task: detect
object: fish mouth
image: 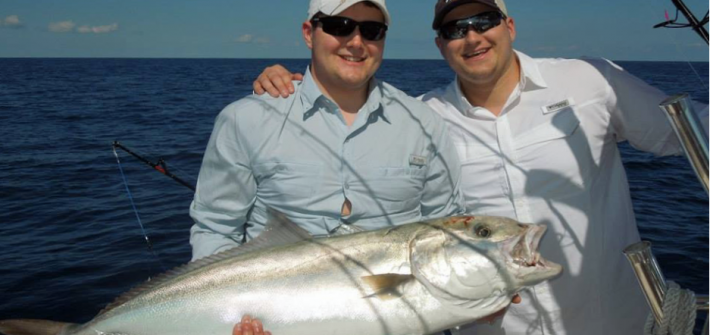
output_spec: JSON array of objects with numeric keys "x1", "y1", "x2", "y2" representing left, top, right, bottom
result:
[{"x1": 505, "y1": 224, "x2": 560, "y2": 275}]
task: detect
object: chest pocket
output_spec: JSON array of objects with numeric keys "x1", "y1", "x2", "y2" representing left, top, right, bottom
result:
[
  {"x1": 252, "y1": 162, "x2": 323, "y2": 199},
  {"x1": 510, "y1": 107, "x2": 590, "y2": 190},
  {"x1": 356, "y1": 167, "x2": 427, "y2": 210},
  {"x1": 515, "y1": 107, "x2": 581, "y2": 150}
]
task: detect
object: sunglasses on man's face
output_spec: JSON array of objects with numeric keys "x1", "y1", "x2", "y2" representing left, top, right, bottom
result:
[
  {"x1": 310, "y1": 16, "x2": 388, "y2": 42},
  {"x1": 438, "y1": 11, "x2": 505, "y2": 40}
]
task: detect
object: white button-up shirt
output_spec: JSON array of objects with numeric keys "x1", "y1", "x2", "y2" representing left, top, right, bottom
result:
[{"x1": 422, "y1": 51, "x2": 708, "y2": 335}]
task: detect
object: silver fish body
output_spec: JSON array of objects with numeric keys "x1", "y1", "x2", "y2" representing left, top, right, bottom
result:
[{"x1": 0, "y1": 214, "x2": 562, "y2": 335}]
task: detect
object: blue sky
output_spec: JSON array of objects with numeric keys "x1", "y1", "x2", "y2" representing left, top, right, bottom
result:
[{"x1": 0, "y1": 0, "x2": 707, "y2": 61}]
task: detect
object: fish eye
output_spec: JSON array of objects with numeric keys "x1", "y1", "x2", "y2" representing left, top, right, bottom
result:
[{"x1": 475, "y1": 225, "x2": 491, "y2": 238}]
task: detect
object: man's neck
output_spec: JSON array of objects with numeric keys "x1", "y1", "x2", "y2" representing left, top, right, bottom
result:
[
  {"x1": 459, "y1": 56, "x2": 521, "y2": 117},
  {"x1": 310, "y1": 68, "x2": 369, "y2": 127},
  {"x1": 331, "y1": 88, "x2": 368, "y2": 126}
]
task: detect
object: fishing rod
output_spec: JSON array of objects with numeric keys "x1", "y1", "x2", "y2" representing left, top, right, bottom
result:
[
  {"x1": 112, "y1": 141, "x2": 196, "y2": 192},
  {"x1": 654, "y1": 0, "x2": 709, "y2": 44}
]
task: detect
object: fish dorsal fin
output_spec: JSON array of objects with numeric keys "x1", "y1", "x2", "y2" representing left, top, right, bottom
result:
[
  {"x1": 240, "y1": 209, "x2": 314, "y2": 253},
  {"x1": 361, "y1": 274, "x2": 414, "y2": 300},
  {"x1": 328, "y1": 223, "x2": 366, "y2": 236},
  {"x1": 97, "y1": 209, "x2": 312, "y2": 316}
]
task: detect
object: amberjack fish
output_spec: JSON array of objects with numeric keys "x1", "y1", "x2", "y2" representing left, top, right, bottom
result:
[{"x1": 0, "y1": 213, "x2": 562, "y2": 335}]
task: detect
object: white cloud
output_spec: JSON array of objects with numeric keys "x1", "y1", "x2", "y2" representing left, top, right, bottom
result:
[
  {"x1": 77, "y1": 23, "x2": 118, "y2": 34},
  {"x1": 49, "y1": 21, "x2": 118, "y2": 34},
  {"x1": 235, "y1": 34, "x2": 269, "y2": 44},
  {"x1": 2, "y1": 15, "x2": 23, "y2": 28},
  {"x1": 235, "y1": 34, "x2": 254, "y2": 43},
  {"x1": 49, "y1": 20, "x2": 76, "y2": 33}
]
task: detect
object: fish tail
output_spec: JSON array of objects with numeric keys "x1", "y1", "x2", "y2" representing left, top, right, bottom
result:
[{"x1": 0, "y1": 319, "x2": 77, "y2": 335}]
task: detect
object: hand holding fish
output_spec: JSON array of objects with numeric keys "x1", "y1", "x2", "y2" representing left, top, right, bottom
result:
[
  {"x1": 477, "y1": 294, "x2": 522, "y2": 324},
  {"x1": 233, "y1": 315, "x2": 271, "y2": 335}
]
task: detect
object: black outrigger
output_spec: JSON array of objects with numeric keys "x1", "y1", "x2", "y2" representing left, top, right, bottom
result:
[{"x1": 654, "y1": 0, "x2": 708, "y2": 44}]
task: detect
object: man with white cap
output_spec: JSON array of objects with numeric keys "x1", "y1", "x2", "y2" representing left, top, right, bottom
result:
[
  {"x1": 190, "y1": 0, "x2": 463, "y2": 299},
  {"x1": 251, "y1": 0, "x2": 709, "y2": 334},
  {"x1": 192, "y1": 2, "x2": 465, "y2": 332}
]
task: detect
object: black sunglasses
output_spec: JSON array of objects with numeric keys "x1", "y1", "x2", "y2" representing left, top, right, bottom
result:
[
  {"x1": 438, "y1": 11, "x2": 505, "y2": 40},
  {"x1": 311, "y1": 16, "x2": 388, "y2": 41}
]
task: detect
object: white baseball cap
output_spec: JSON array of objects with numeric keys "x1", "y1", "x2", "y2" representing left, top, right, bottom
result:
[{"x1": 308, "y1": 0, "x2": 391, "y2": 25}]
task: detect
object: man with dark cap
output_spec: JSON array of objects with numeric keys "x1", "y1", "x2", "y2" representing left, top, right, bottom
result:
[
  {"x1": 251, "y1": 0, "x2": 709, "y2": 334},
  {"x1": 426, "y1": 1, "x2": 707, "y2": 334}
]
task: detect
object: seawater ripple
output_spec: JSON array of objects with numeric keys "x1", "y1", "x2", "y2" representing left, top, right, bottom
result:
[{"x1": 0, "y1": 59, "x2": 707, "y2": 328}]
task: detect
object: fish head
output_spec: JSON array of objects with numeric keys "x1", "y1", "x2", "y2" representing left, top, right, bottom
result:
[{"x1": 410, "y1": 215, "x2": 561, "y2": 314}]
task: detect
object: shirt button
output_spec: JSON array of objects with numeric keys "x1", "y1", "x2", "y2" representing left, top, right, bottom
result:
[{"x1": 344, "y1": 183, "x2": 350, "y2": 190}]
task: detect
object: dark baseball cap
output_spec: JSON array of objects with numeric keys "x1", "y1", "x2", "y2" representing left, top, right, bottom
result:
[{"x1": 432, "y1": 0, "x2": 508, "y2": 30}]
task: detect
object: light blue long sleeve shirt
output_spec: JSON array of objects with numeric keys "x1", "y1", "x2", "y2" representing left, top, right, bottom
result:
[{"x1": 189, "y1": 69, "x2": 463, "y2": 260}]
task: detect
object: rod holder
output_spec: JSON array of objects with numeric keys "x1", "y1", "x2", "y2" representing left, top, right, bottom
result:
[
  {"x1": 659, "y1": 94, "x2": 709, "y2": 193},
  {"x1": 624, "y1": 241, "x2": 667, "y2": 324}
]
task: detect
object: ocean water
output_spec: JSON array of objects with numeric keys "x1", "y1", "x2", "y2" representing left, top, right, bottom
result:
[{"x1": 0, "y1": 58, "x2": 707, "y2": 330}]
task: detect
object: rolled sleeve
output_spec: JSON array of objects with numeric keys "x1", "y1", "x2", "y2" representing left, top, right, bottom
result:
[
  {"x1": 602, "y1": 57, "x2": 710, "y2": 156},
  {"x1": 602, "y1": 58, "x2": 709, "y2": 156},
  {"x1": 189, "y1": 104, "x2": 256, "y2": 261}
]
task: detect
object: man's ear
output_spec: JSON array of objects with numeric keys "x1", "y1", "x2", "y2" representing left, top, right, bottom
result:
[
  {"x1": 303, "y1": 21, "x2": 314, "y2": 50},
  {"x1": 435, "y1": 36, "x2": 446, "y2": 59},
  {"x1": 505, "y1": 17, "x2": 516, "y2": 42}
]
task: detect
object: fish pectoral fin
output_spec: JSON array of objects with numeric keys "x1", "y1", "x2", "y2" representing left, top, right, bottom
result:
[{"x1": 361, "y1": 274, "x2": 413, "y2": 301}]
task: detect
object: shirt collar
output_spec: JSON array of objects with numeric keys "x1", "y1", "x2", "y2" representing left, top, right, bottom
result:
[
  {"x1": 299, "y1": 66, "x2": 384, "y2": 122},
  {"x1": 363, "y1": 79, "x2": 384, "y2": 118},
  {"x1": 445, "y1": 49, "x2": 548, "y2": 117},
  {"x1": 515, "y1": 50, "x2": 547, "y2": 90},
  {"x1": 300, "y1": 66, "x2": 328, "y2": 114}
]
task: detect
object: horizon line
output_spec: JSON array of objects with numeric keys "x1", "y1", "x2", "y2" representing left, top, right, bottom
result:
[{"x1": 0, "y1": 56, "x2": 708, "y2": 63}]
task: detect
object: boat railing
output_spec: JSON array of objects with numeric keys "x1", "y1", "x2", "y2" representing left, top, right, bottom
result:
[
  {"x1": 698, "y1": 296, "x2": 709, "y2": 312},
  {"x1": 625, "y1": 93, "x2": 709, "y2": 335}
]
